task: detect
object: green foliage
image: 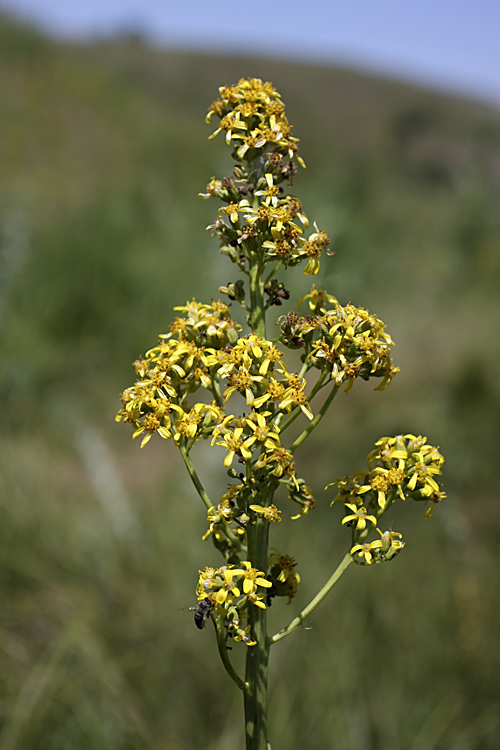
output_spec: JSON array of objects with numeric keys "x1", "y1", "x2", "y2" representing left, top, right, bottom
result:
[{"x1": 1, "y1": 12, "x2": 500, "y2": 749}]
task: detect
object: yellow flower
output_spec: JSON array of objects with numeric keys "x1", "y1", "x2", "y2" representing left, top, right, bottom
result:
[
  {"x1": 256, "y1": 445, "x2": 296, "y2": 480},
  {"x1": 341, "y1": 504, "x2": 377, "y2": 531},
  {"x1": 279, "y1": 372, "x2": 313, "y2": 420},
  {"x1": 350, "y1": 540, "x2": 383, "y2": 565},
  {"x1": 223, "y1": 369, "x2": 263, "y2": 406},
  {"x1": 240, "y1": 561, "x2": 273, "y2": 595},
  {"x1": 215, "y1": 567, "x2": 244, "y2": 605},
  {"x1": 217, "y1": 427, "x2": 251, "y2": 466},
  {"x1": 254, "y1": 173, "x2": 281, "y2": 206},
  {"x1": 298, "y1": 284, "x2": 337, "y2": 312},
  {"x1": 376, "y1": 528, "x2": 405, "y2": 554},
  {"x1": 249, "y1": 504, "x2": 282, "y2": 522},
  {"x1": 233, "y1": 625, "x2": 257, "y2": 646},
  {"x1": 368, "y1": 473, "x2": 390, "y2": 509},
  {"x1": 242, "y1": 412, "x2": 280, "y2": 453},
  {"x1": 208, "y1": 110, "x2": 247, "y2": 144},
  {"x1": 246, "y1": 592, "x2": 268, "y2": 609}
]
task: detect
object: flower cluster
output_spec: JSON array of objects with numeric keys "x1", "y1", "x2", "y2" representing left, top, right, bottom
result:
[
  {"x1": 206, "y1": 77, "x2": 304, "y2": 168},
  {"x1": 328, "y1": 433, "x2": 445, "y2": 564},
  {"x1": 280, "y1": 290, "x2": 399, "y2": 392},
  {"x1": 116, "y1": 77, "x2": 447, "y2": 677},
  {"x1": 115, "y1": 300, "x2": 240, "y2": 447},
  {"x1": 201, "y1": 78, "x2": 332, "y2": 276},
  {"x1": 331, "y1": 434, "x2": 445, "y2": 515},
  {"x1": 267, "y1": 548, "x2": 301, "y2": 603},
  {"x1": 350, "y1": 529, "x2": 405, "y2": 566},
  {"x1": 196, "y1": 563, "x2": 273, "y2": 646}
]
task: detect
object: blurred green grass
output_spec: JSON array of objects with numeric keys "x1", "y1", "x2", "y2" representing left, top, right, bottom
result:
[{"x1": 1, "y1": 12, "x2": 500, "y2": 749}]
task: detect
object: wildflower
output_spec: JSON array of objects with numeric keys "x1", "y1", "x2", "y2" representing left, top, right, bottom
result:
[
  {"x1": 376, "y1": 529, "x2": 405, "y2": 557},
  {"x1": 217, "y1": 427, "x2": 252, "y2": 466},
  {"x1": 256, "y1": 445, "x2": 296, "y2": 480},
  {"x1": 234, "y1": 625, "x2": 257, "y2": 646},
  {"x1": 298, "y1": 284, "x2": 337, "y2": 313},
  {"x1": 223, "y1": 369, "x2": 263, "y2": 406},
  {"x1": 239, "y1": 561, "x2": 273, "y2": 595},
  {"x1": 246, "y1": 592, "x2": 268, "y2": 609},
  {"x1": 368, "y1": 473, "x2": 391, "y2": 509},
  {"x1": 215, "y1": 567, "x2": 244, "y2": 605},
  {"x1": 254, "y1": 173, "x2": 281, "y2": 206},
  {"x1": 350, "y1": 540, "x2": 383, "y2": 565},
  {"x1": 249, "y1": 504, "x2": 282, "y2": 522},
  {"x1": 242, "y1": 412, "x2": 281, "y2": 453},
  {"x1": 341, "y1": 504, "x2": 377, "y2": 531},
  {"x1": 279, "y1": 372, "x2": 313, "y2": 420}
]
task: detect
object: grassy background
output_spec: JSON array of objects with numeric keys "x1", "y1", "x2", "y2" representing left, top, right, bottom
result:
[{"x1": 1, "y1": 12, "x2": 500, "y2": 749}]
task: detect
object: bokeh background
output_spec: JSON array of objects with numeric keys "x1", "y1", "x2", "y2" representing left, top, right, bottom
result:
[{"x1": 0, "y1": 3, "x2": 499, "y2": 749}]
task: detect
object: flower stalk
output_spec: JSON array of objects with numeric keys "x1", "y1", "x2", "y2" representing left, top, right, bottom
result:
[{"x1": 116, "y1": 77, "x2": 446, "y2": 749}]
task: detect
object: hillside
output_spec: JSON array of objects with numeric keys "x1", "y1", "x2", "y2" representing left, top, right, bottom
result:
[{"x1": 0, "y1": 12, "x2": 500, "y2": 749}]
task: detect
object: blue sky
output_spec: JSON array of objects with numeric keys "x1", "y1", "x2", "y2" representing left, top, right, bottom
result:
[{"x1": 1, "y1": 0, "x2": 499, "y2": 105}]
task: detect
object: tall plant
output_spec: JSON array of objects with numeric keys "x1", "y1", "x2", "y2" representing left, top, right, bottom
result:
[{"x1": 117, "y1": 78, "x2": 446, "y2": 750}]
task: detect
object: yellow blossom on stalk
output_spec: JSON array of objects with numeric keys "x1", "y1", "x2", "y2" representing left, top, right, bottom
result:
[
  {"x1": 208, "y1": 110, "x2": 247, "y2": 144},
  {"x1": 341, "y1": 504, "x2": 377, "y2": 530},
  {"x1": 173, "y1": 402, "x2": 221, "y2": 443},
  {"x1": 249, "y1": 504, "x2": 282, "y2": 522},
  {"x1": 242, "y1": 412, "x2": 281, "y2": 453},
  {"x1": 202, "y1": 499, "x2": 235, "y2": 540},
  {"x1": 376, "y1": 529, "x2": 405, "y2": 556},
  {"x1": 350, "y1": 540, "x2": 383, "y2": 565},
  {"x1": 233, "y1": 625, "x2": 257, "y2": 646},
  {"x1": 328, "y1": 434, "x2": 445, "y2": 519},
  {"x1": 255, "y1": 173, "x2": 281, "y2": 206},
  {"x1": 215, "y1": 567, "x2": 245, "y2": 605},
  {"x1": 267, "y1": 548, "x2": 301, "y2": 601},
  {"x1": 198, "y1": 176, "x2": 223, "y2": 199},
  {"x1": 196, "y1": 567, "x2": 218, "y2": 600},
  {"x1": 288, "y1": 480, "x2": 316, "y2": 519},
  {"x1": 223, "y1": 369, "x2": 263, "y2": 406},
  {"x1": 256, "y1": 444, "x2": 297, "y2": 481},
  {"x1": 298, "y1": 284, "x2": 338, "y2": 313},
  {"x1": 302, "y1": 226, "x2": 331, "y2": 275},
  {"x1": 239, "y1": 561, "x2": 273, "y2": 595},
  {"x1": 246, "y1": 592, "x2": 268, "y2": 609},
  {"x1": 117, "y1": 79, "x2": 447, "y2": 730},
  {"x1": 279, "y1": 372, "x2": 313, "y2": 420},
  {"x1": 217, "y1": 426, "x2": 251, "y2": 466}
]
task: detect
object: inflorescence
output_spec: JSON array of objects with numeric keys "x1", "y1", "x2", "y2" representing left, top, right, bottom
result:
[{"x1": 116, "y1": 78, "x2": 445, "y2": 646}]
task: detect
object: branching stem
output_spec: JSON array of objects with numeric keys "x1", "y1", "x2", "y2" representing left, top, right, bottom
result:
[
  {"x1": 289, "y1": 384, "x2": 340, "y2": 453},
  {"x1": 178, "y1": 443, "x2": 245, "y2": 552},
  {"x1": 271, "y1": 553, "x2": 353, "y2": 644},
  {"x1": 214, "y1": 621, "x2": 247, "y2": 691}
]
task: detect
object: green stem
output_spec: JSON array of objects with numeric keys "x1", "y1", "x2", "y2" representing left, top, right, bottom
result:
[
  {"x1": 271, "y1": 553, "x2": 353, "y2": 644},
  {"x1": 179, "y1": 443, "x2": 212, "y2": 510},
  {"x1": 214, "y1": 621, "x2": 247, "y2": 691},
  {"x1": 249, "y1": 261, "x2": 266, "y2": 338},
  {"x1": 289, "y1": 384, "x2": 340, "y2": 454},
  {"x1": 263, "y1": 260, "x2": 283, "y2": 286},
  {"x1": 244, "y1": 512, "x2": 270, "y2": 750},
  {"x1": 211, "y1": 376, "x2": 224, "y2": 408},
  {"x1": 178, "y1": 443, "x2": 245, "y2": 552},
  {"x1": 243, "y1": 169, "x2": 270, "y2": 749}
]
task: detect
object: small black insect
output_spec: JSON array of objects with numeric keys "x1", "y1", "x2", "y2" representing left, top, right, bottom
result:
[{"x1": 190, "y1": 597, "x2": 214, "y2": 630}]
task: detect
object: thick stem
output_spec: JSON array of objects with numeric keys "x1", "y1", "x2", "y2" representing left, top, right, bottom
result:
[
  {"x1": 244, "y1": 513, "x2": 270, "y2": 750},
  {"x1": 244, "y1": 162, "x2": 270, "y2": 749},
  {"x1": 249, "y1": 261, "x2": 266, "y2": 338}
]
